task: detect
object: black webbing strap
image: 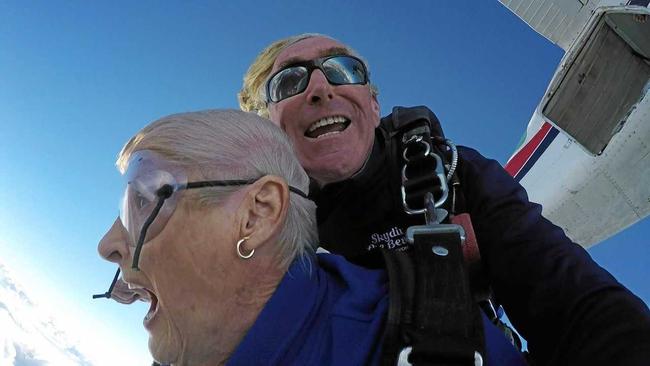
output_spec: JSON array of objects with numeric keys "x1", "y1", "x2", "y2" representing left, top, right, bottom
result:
[
  {"x1": 381, "y1": 106, "x2": 490, "y2": 300},
  {"x1": 382, "y1": 248, "x2": 416, "y2": 366},
  {"x1": 387, "y1": 106, "x2": 446, "y2": 139},
  {"x1": 379, "y1": 106, "x2": 487, "y2": 365},
  {"x1": 381, "y1": 225, "x2": 486, "y2": 366}
]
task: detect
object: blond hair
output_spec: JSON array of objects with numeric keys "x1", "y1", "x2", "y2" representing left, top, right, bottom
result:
[
  {"x1": 238, "y1": 33, "x2": 378, "y2": 119},
  {"x1": 117, "y1": 109, "x2": 318, "y2": 266}
]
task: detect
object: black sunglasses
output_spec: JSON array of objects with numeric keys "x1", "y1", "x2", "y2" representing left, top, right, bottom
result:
[{"x1": 266, "y1": 55, "x2": 368, "y2": 103}]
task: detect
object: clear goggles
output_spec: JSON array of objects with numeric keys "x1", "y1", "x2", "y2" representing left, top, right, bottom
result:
[
  {"x1": 93, "y1": 149, "x2": 308, "y2": 299},
  {"x1": 266, "y1": 54, "x2": 368, "y2": 103},
  {"x1": 119, "y1": 150, "x2": 187, "y2": 249}
]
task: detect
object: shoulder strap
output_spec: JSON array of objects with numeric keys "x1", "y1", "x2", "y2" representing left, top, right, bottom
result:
[
  {"x1": 381, "y1": 105, "x2": 446, "y2": 139},
  {"x1": 380, "y1": 106, "x2": 488, "y2": 299},
  {"x1": 380, "y1": 105, "x2": 445, "y2": 213},
  {"x1": 381, "y1": 106, "x2": 449, "y2": 217},
  {"x1": 379, "y1": 107, "x2": 526, "y2": 363}
]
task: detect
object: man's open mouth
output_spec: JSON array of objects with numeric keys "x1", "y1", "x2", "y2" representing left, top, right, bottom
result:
[{"x1": 305, "y1": 116, "x2": 351, "y2": 139}]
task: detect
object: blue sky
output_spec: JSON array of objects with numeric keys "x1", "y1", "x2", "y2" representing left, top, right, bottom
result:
[{"x1": 1, "y1": 1, "x2": 648, "y2": 363}]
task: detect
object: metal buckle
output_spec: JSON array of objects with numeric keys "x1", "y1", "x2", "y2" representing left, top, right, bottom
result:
[
  {"x1": 474, "y1": 351, "x2": 484, "y2": 366},
  {"x1": 397, "y1": 346, "x2": 412, "y2": 366},
  {"x1": 400, "y1": 139, "x2": 449, "y2": 215},
  {"x1": 402, "y1": 136, "x2": 431, "y2": 161},
  {"x1": 405, "y1": 224, "x2": 466, "y2": 245}
]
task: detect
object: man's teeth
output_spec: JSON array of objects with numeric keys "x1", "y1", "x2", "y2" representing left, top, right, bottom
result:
[{"x1": 308, "y1": 116, "x2": 347, "y2": 133}]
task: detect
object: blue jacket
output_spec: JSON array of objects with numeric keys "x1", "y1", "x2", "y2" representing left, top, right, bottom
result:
[{"x1": 228, "y1": 254, "x2": 526, "y2": 365}]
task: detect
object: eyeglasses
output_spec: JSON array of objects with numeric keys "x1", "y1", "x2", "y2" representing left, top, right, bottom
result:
[
  {"x1": 266, "y1": 55, "x2": 368, "y2": 103},
  {"x1": 93, "y1": 150, "x2": 309, "y2": 300}
]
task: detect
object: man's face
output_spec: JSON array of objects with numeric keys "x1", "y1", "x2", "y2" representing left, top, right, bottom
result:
[{"x1": 267, "y1": 37, "x2": 380, "y2": 186}]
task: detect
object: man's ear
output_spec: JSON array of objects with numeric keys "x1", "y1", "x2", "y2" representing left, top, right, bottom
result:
[
  {"x1": 237, "y1": 175, "x2": 289, "y2": 252},
  {"x1": 371, "y1": 94, "x2": 381, "y2": 127}
]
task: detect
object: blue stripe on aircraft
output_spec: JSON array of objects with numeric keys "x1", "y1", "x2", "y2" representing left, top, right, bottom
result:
[{"x1": 514, "y1": 126, "x2": 560, "y2": 182}]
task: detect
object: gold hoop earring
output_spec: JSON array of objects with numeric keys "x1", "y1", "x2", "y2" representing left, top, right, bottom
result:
[{"x1": 236, "y1": 236, "x2": 254, "y2": 259}]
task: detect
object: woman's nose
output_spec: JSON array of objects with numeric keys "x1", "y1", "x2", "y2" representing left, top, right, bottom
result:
[{"x1": 98, "y1": 218, "x2": 130, "y2": 264}]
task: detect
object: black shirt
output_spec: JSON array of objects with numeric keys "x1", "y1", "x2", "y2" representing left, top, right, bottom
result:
[
  {"x1": 312, "y1": 128, "x2": 422, "y2": 268},
  {"x1": 311, "y1": 120, "x2": 650, "y2": 365}
]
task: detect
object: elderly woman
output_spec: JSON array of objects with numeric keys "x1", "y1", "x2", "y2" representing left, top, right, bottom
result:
[
  {"x1": 97, "y1": 109, "x2": 525, "y2": 365},
  {"x1": 97, "y1": 110, "x2": 390, "y2": 365}
]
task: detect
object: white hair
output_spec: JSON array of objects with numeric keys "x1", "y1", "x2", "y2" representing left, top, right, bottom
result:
[{"x1": 117, "y1": 109, "x2": 318, "y2": 265}]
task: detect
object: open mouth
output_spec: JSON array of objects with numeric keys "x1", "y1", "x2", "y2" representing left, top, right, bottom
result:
[
  {"x1": 304, "y1": 116, "x2": 351, "y2": 139},
  {"x1": 143, "y1": 289, "x2": 159, "y2": 326},
  {"x1": 112, "y1": 282, "x2": 150, "y2": 305}
]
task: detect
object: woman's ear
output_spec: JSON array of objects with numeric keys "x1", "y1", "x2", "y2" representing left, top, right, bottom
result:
[{"x1": 237, "y1": 175, "x2": 289, "y2": 252}]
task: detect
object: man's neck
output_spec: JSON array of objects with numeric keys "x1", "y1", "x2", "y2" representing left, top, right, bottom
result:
[{"x1": 312, "y1": 138, "x2": 377, "y2": 189}]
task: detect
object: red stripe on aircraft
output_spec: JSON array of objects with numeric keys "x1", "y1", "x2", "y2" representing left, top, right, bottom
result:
[{"x1": 505, "y1": 122, "x2": 552, "y2": 177}]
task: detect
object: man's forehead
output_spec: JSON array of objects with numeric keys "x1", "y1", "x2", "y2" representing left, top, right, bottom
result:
[{"x1": 274, "y1": 37, "x2": 352, "y2": 70}]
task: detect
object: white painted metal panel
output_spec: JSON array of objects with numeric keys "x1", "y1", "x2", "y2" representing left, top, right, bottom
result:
[
  {"x1": 499, "y1": 0, "x2": 602, "y2": 50},
  {"x1": 505, "y1": 4, "x2": 650, "y2": 247},
  {"x1": 517, "y1": 86, "x2": 650, "y2": 247}
]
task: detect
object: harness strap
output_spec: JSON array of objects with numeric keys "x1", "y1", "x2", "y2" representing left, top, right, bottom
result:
[
  {"x1": 381, "y1": 225, "x2": 486, "y2": 365},
  {"x1": 381, "y1": 106, "x2": 487, "y2": 298},
  {"x1": 449, "y1": 213, "x2": 488, "y2": 301},
  {"x1": 388, "y1": 105, "x2": 446, "y2": 139},
  {"x1": 382, "y1": 249, "x2": 416, "y2": 366},
  {"x1": 380, "y1": 106, "x2": 527, "y2": 364}
]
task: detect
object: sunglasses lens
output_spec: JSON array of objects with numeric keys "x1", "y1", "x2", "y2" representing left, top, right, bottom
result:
[
  {"x1": 267, "y1": 56, "x2": 368, "y2": 103},
  {"x1": 268, "y1": 66, "x2": 309, "y2": 102},
  {"x1": 323, "y1": 56, "x2": 367, "y2": 85}
]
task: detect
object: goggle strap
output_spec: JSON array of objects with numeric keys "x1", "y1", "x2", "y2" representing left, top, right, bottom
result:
[
  {"x1": 186, "y1": 179, "x2": 257, "y2": 189},
  {"x1": 132, "y1": 193, "x2": 168, "y2": 270},
  {"x1": 288, "y1": 186, "x2": 309, "y2": 199},
  {"x1": 92, "y1": 267, "x2": 121, "y2": 299},
  {"x1": 187, "y1": 179, "x2": 309, "y2": 199}
]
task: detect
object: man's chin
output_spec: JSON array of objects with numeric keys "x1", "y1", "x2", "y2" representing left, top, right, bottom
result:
[
  {"x1": 301, "y1": 149, "x2": 370, "y2": 186},
  {"x1": 306, "y1": 162, "x2": 362, "y2": 186}
]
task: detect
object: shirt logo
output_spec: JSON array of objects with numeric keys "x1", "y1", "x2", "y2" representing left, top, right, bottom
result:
[{"x1": 367, "y1": 226, "x2": 408, "y2": 251}]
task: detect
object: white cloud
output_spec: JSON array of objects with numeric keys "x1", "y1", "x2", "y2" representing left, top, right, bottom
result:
[{"x1": 0, "y1": 261, "x2": 151, "y2": 366}]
